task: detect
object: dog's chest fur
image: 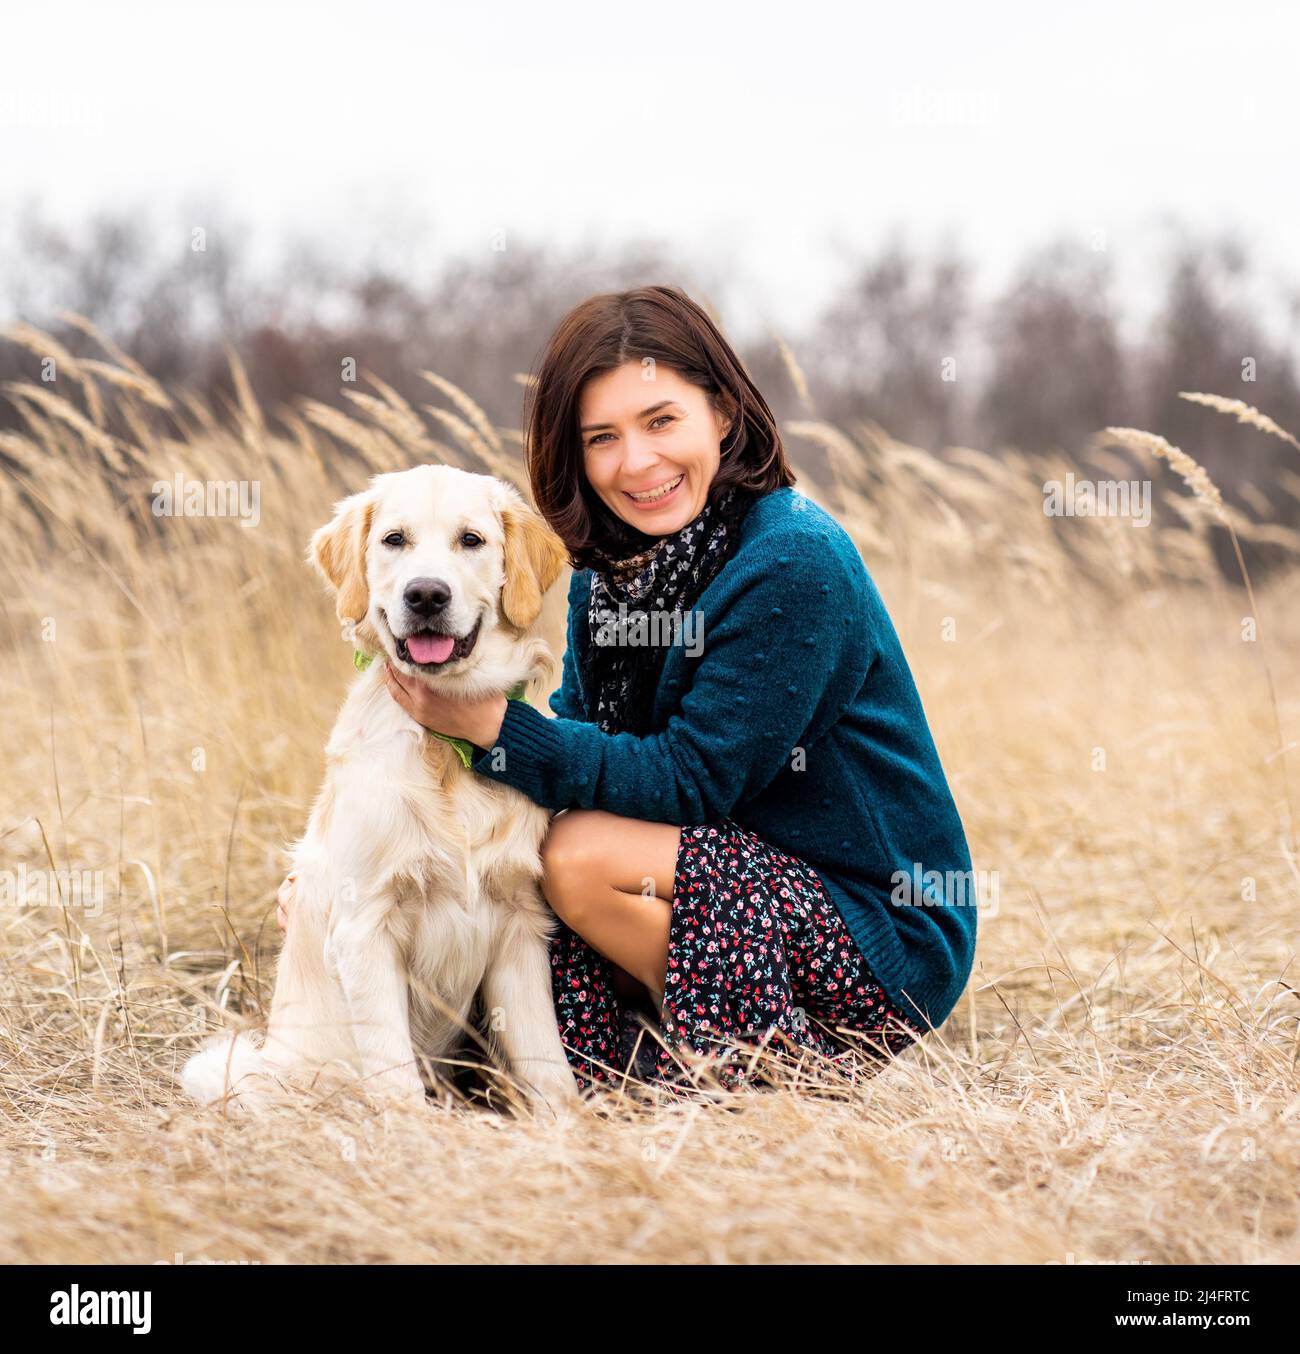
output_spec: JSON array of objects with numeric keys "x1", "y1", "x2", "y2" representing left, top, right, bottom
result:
[{"x1": 318, "y1": 672, "x2": 556, "y2": 1056}]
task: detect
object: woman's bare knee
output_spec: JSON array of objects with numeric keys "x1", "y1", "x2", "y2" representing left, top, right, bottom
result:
[
  {"x1": 539, "y1": 810, "x2": 678, "y2": 944},
  {"x1": 540, "y1": 812, "x2": 602, "y2": 926}
]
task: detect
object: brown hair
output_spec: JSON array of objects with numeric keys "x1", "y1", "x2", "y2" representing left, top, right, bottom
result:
[{"x1": 522, "y1": 285, "x2": 796, "y2": 570}]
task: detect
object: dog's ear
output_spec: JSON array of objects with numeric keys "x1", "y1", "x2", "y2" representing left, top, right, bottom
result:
[
  {"x1": 309, "y1": 488, "x2": 377, "y2": 625},
  {"x1": 500, "y1": 492, "x2": 569, "y2": 630}
]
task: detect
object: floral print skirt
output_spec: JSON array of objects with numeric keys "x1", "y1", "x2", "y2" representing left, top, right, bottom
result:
[{"x1": 548, "y1": 817, "x2": 927, "y2": 1096}]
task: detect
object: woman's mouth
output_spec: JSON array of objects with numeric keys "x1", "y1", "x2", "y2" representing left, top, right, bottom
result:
[{"x1": 623, "y1": 472, "x2": 684, "y2": 509}]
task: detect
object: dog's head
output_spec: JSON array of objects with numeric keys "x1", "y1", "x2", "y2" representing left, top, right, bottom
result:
[{"x1": 309, "y1": 465, "x2": 568, "y2": 681}]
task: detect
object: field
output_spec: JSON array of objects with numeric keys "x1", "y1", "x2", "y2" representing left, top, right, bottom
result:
[{"x1": 1, "y1": 319, "x2": 1297, "y2": 1264}]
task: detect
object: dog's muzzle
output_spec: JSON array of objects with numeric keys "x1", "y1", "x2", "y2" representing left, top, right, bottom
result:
[
  {"x1": 389, "y1": 577, "x2": 480, "y2": 666},
  {"x1": 396, "y1": 614, "x2": 482, "y2": 667}
]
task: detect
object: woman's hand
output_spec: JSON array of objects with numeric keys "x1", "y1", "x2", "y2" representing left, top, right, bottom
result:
[{"x1": 382, "y1": 661, "x2": 508, "y2": 750}]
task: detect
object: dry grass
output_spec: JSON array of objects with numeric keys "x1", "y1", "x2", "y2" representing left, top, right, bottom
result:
[{"x1": 1, "y1": 318, "x2": 1298, "y2": 1264}]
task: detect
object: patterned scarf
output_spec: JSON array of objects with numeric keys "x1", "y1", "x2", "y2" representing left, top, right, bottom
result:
[{"x1": 582, "y1": 481, "x2": 758, "y2": 735}]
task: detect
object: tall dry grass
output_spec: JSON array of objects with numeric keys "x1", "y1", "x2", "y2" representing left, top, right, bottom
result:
[{"x1": 1, "y1": 318, "x2": 1298, "y2": 1263}]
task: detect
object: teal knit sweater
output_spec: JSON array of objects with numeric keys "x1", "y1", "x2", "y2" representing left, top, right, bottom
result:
[{"x1": 470, "y1": 485, "x2": 977, "y2": 1034}]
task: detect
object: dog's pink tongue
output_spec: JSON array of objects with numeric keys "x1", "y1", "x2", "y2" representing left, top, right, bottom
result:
[{"x1": 406, "y1": 632, "x2": 455, "y2": 664}]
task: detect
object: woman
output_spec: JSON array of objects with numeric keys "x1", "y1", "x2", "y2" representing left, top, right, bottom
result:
[{"x1": 283, "y1": 285, "x2": 977, "y2": 1097}]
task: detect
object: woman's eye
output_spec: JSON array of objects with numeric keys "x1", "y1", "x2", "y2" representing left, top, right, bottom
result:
[
  {"x1": 587, "y1": 416, "x2": 672, "y2": 448},
  {"x1": 382, "y1": 531, "x2": 406, "y2": 548},
  {"x1": 460, "y1": 531, "x2": 484, "y2": 548}
]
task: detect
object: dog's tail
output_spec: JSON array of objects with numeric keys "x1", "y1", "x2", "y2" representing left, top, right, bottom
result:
[{"x1": 180, "y1": 1031, "x2": 275, "y2": 1108}]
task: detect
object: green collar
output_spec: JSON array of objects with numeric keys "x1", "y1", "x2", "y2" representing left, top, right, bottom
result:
[{"x1": 353, "y1": 650, "x2": 528, "y2": 769}]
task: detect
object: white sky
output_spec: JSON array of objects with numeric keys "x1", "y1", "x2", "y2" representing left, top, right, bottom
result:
[{"x1": 4, "y1": 0, "x2": 1299, "y2": 343}]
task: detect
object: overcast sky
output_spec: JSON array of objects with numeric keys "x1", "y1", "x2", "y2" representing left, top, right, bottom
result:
[{"x1": 5, "y1": 0, "x2": 1298, "y2": 342}]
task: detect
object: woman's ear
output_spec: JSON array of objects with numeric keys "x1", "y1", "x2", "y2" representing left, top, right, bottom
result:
[
  {"x1": 500, "y1": 493, "x2": 569, "y2": 630},
  {"x1": 308, "y1": 488, "x2": 377, "y2": 626},
  {"x1": 715, "y1": 393, "x2": 737, "y2": 445}
]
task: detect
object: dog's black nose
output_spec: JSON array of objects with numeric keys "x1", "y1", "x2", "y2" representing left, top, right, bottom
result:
[{"x1": 403, "y1": 577, "x2": 452, "y2": 616}]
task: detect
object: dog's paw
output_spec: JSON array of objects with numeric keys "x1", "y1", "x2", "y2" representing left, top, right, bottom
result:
[
  {"x1": 518, "y1": 1068, "x2": 581, "y2": 1122},
  {"x1": 180, "y1": 1032, "x2": 277, "y2": 1110},
  {"x1": 362, "y1": 1066, "x2": 429, "y2": 1111}
]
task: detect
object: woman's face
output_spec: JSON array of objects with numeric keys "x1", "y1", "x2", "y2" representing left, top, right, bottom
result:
[{"x1": 579, "y1": 362, "x2": 732, "y2": 536}]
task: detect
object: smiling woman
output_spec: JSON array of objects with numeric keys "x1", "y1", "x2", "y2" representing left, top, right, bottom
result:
[
  {"x1": 580, "y1": 380, "x2": 717, "y2": 522},
  {"x1": 362, "y1": 287, "x2": 976, "y2": 1097},
  {"x1": 395, "y1": 284, "x2": 978, "y2": 1097}
]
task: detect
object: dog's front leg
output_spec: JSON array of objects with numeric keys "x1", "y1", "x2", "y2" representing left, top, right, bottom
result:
[
  {"x1": 483, "y1": 914, "x2": 580, "y2": 1115},
  {"x1": 325, "y1": 906, "x2": 426, "y2": 1107}
]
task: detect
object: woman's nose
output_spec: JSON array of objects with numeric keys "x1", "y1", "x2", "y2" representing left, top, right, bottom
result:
[{"x1": 620, "y1": 435, "x2": 661, "y2": 475}]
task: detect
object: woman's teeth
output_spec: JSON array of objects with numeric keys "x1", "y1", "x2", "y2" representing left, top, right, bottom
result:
[{"x1": 626, "y1": 473, "x2": 684, "y2": 503}]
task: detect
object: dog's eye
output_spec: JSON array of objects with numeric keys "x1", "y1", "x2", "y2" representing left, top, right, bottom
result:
[
  {"x1": 460, "y1": 531, "x2": 484, "y2": 548},
  {"x1": 381, "y1": 531, "x2": 406, "y2": 548}
]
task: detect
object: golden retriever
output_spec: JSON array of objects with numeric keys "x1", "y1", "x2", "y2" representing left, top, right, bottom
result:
[{"x1": 180, "y1": 465, "x2": 580, "y2": 1115}]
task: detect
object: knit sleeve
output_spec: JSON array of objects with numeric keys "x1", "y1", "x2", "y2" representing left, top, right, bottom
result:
[
  {"x1": 546, "y1": 569, "x2": 588, "y2": 722},
  {"x1": 471, "y1": 538, "x2": 878, "y2": 824}
]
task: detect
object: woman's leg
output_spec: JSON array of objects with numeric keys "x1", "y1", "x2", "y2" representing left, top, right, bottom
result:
[
  {"x1": 540, "y1": 809, "x2": 679, "y2": 1001},
  {"x1": 642, "y1": 818, "x2": 922, "y2": 1091},
  {"x1": 651, "y1": 819, "x2": 809, "y2": 1087}
]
